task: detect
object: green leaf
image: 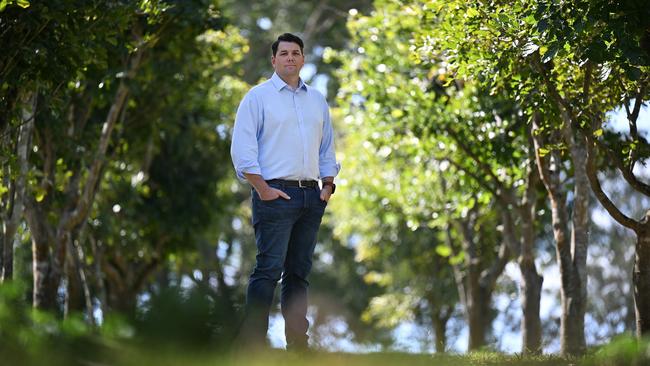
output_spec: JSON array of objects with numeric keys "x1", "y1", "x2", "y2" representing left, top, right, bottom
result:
[
  {"x1": 523, "y1": 14, "x2": 536, "y2": 25},
  {"x1": 35, "y1": 187, "x2": 46, "y2": 202},
  {"x1": 449, "y1": 252, "x2": 465, "y2": 266},
  {"x1": 542, "y1": 44, "x2": 559, "y2": 63},
  {"x1": 538, "y1": 147, "x2": 550, "y2": 157},
  {"x1": 435, "y1": 244, "x2": 452, "y2": 257},
  {"x1": 16, "y1": 0, "x2": 29, "y2": 8},
  {"x1": 593, "y1": 128, "x2": 603, "y2": 137}
]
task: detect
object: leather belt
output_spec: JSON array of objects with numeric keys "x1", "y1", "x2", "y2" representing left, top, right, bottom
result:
[{"x1": 266, "y1": 179, "x2": 318, "y2": 188}]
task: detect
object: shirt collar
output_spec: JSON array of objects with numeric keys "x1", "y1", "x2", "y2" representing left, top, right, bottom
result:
[{"x1": 271, "y1": 72, "x2": 307, "y2": 92}]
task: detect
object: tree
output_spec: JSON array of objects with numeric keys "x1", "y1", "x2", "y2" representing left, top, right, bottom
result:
[
  {"x1": 405, "y1": 0, "x2": 601, "y2": 354},
  {"x1": 528, "y1": 0, "x2": 650, "y2": 339},
  {"x1": 0, "y1": 1, "x2": 249, "y2": 319},
  {"x1": 334, "y1": 0, "x2": 548, "y2": 352}
]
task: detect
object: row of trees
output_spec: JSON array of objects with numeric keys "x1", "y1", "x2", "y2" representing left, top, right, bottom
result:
[
  {"x1": 0, "y1": 0, "x2": 382, "y2": 354},
  {"x1": 0, "y1": 0, "x2": 250, "y2": 321},
  {"x1": 2, "y1": 0, "x2": 649, "y2": 358},
  {"x1": 331, "y1": 0, "x2": 649, "y2": 355}
]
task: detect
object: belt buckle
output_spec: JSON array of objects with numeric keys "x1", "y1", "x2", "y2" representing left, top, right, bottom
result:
[{"x1": 298, "y1": 180, "x2": 306, "y2": 188}]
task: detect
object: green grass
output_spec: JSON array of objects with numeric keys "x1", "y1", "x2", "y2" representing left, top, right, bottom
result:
[
  {"x1": 79, "y1": 346, "x2": 588, "y2": 366},
  {"x1": 7, "y1": 335, "x2": 650, "y2": 366}
]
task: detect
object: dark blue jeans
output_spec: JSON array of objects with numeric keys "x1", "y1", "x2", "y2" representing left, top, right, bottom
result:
[{"x1": 243, "y1": 182, "x2": 326, "y2": 349}]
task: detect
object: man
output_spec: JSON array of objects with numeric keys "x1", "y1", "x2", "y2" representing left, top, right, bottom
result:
[{"x1": 230, "y1": 33, "x2": 339, "y2": 351}]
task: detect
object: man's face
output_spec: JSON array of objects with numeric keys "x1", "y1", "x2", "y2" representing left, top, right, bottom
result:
[{"x1": 272, "y1": 41, "x2": 304, "y2": 79}]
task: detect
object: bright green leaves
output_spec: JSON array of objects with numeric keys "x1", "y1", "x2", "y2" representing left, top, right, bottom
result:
[
  {"x1": 0, "y1": 0, "x2": 30, "y2": 12},
  {"x1": 362, "y1": 292, "x2": 417, "y2": 327},
  {"x1": 435, "y1": 244, "x2": 452, "y2": 257}
]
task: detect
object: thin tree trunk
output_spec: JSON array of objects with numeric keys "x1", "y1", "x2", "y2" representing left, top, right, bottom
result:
[
  {"x1": 519, "y1": 137, "x2": 543, "y2": 354},
  {"x1": 531, "y1": 56, "x2": 593, "y2": 354},
  {"x1": 32, "y1": 237, "x2": 61, "y2": 310},
  {"x1": 520, "y1": 259, "x2": 542, "y2": 353},
  {"x1": 90, "y1": 235, "x2": 108, "y2": 317},
  {"x1": 430, "y1": 305, "x2": 451, "y2": 353},
  {"x1": 532, "y1": 111, "x2": 589, "y2": 355},
  {"x1": 65, "y1": 242, "x2": 85, "y2": 316},
  {"x1": 560, "y1": 116, "x2": 589, "y2": 356},
  {"x1": 2, "y1": 90, "x2": 35, "y2": 281},
  {"x1": 467, "y1": 282, "x2": 491, "y2": 350},
  {"x1": 635, "y1": 222, "x2": 650, "y2": 337},
  {"x1": 460, "y1": 214, "x2": 508, "y2": 351}
]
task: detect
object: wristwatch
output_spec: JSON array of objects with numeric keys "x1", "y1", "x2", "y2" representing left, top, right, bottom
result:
[{"x1": 322, "y1": 181, "x2": 336, "y2": 194}]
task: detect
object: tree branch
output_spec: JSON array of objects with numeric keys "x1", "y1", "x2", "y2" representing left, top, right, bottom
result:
[
  {"x1": 584, "y1": 133, "x2": 641, "y2": 232},
  {"x1": 62, "y1": 46, "x2": 145, "y2": 231},
  {"x1": 530, "y1": 52, "x2": 579, "y2": 126},
  {"x1": 444, "y1": 125, "x2": 505, "y2": 191},
  {"x1": 593, "y1": 137, "x2": 650, "y2": 196},
  {"x1": 582, "y1": 61, "x2": 593, "y2": 108},
  {"x1": 446, "y1": 158, "x2": 499, "y2": 197},
  {"x1": 480, "y1": 234, "x2": 510, "y2": 292}
]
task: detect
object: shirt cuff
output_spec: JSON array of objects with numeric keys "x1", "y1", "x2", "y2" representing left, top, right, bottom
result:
[
  {"x1": 236, "y1": 165, "x2": 262, "y2": 181},
  {"x1": 319, "y1": 162, "x2": 341, "y2": 179}
]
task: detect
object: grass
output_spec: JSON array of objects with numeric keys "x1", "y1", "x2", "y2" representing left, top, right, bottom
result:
[
  {"x1": 7, "y1": 334, "x2": 650, "y2": 366},
  {"x1": 78, "y1": 346, "x2": 589, "y2": 366}
]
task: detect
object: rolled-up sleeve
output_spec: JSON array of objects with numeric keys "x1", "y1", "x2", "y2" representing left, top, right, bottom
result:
[
  {"x1": 231, "y1": 92, "x2": 262, "y2": 180},
  {"x1": 319, "y1": 101, "x2": 340, "y2": 178}
]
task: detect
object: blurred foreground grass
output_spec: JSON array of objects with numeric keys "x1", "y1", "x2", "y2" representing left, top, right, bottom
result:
[
  {"x1": 10, "y1": 338, "x2": 650, "y2": 366},
  {"x1": 2, "y1": 282, "x2": 650, "y2": 366}
]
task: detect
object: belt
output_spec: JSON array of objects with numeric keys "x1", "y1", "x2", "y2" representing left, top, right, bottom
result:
[{"x1": 266, "y1": 179, "x2": 319, "y2": 188}]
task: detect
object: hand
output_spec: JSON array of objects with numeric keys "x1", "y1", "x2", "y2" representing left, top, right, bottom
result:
[
  {"x1": 320, "y1": 185, "x2": 332, "y2": 202},
  {"x1": 259, "y1": 187, "x2": 291, "y2": 201}
]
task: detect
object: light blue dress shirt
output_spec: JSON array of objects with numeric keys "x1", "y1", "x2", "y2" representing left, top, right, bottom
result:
[{"x1": 231, "y1": 73, "x2": 340, "y2": 181}]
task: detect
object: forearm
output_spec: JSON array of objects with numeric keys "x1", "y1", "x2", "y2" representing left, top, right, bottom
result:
[{"x1": 244, "y1": 173, "x2": 270, "y2": 195}]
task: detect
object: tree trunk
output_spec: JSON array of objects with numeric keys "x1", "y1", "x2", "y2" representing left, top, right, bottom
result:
[
  {"x1": 544, "y1": 165, "x2": 587, "y2": 356},
  {"x1": 459, "y1": 215, "x2": 507, "y2": 351},
  {"x1": 432, "y1": 311, "x2": 450, "y2": 353},
  {"x1": 635, "y1": 223, "x2": 650, "y2": 337},
  {"x1": 467, "y1": 282, "x2": 491, "y2": 350},
  {"x1": 65, "y1": 235, "x2": 94, "y2": 319},
  {"x1": 65, "y1": 253, "x2": 85, "y2": 316},
  {"x1": 1, "y1": 90, "x2": 35, "y2": 281},
  {"x1": 533, "y1": 116, "x2": 588, "y2": 355},
  {"x1": 32, "y1": 255, "x2": 63, "y2": 310},
  {"x1": 520, "y1": 260, "x2": 542, "y2": 353},
  {"x1": 519, "y1": 149, "x2": 543, "y2": 354},
  {"x1": 561, "y1": 120, "x2": 589, "y2": 356},
  {"x1": 26, "y1": 206, "x2": 62, "y2": 310},
  {"x1": 102, "y1": 251, "x2": 161, "y2": 317}
]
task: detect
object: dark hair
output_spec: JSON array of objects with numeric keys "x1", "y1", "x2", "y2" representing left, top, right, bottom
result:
[{"x1": 271, "y1": 33, "x2": 304, "y2": 56}]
